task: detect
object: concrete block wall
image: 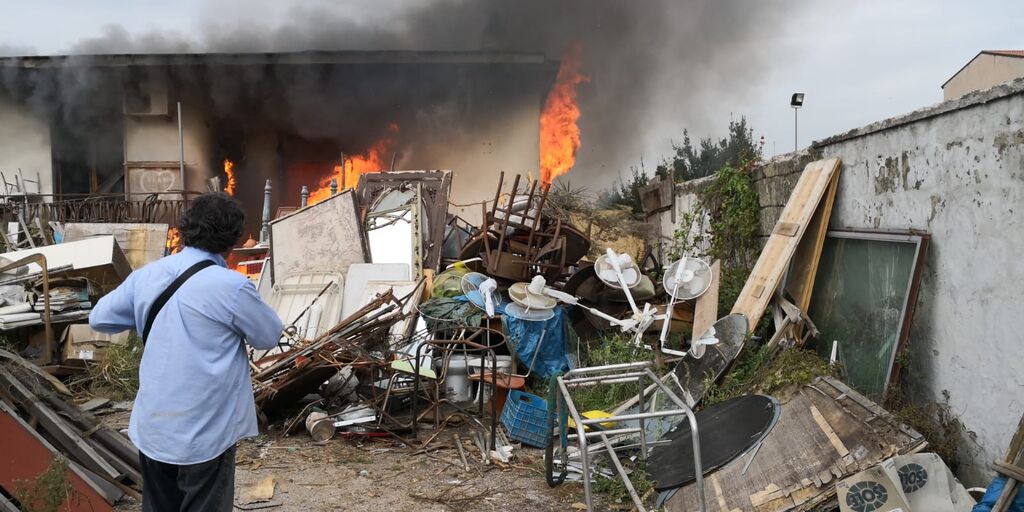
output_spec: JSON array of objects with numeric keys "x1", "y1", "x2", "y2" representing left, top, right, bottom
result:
[{"x1": 658, "y1": 77, "x2": 1024, "y2": 485}]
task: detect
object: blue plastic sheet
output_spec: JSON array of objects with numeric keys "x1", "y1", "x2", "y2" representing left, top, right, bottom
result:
[
  {"x1": 973, "y1": 477, "x2": 1024, "y2": 512},
  {"x1": 501, "y1": 305, "x2": 574, "y2": 379}
]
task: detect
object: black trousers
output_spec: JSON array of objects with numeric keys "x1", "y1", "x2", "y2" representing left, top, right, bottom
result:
[{"x1": 139, "y1": 445, "x2": 236, "y2": 512}]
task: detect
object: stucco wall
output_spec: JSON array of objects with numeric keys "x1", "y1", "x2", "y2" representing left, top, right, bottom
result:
[
  {"x1": 0, "y1": 91, "x2": 53, "y2": 195},
  {"x1": 124, "y1": 97, "x2": 213, "y2": 193},
  {"x1": 944, "y1": 53, "x2": 1024, "y2": 101},
  {"x1": 658, "y1": 78, "x2": 1024, "y2": 485}
]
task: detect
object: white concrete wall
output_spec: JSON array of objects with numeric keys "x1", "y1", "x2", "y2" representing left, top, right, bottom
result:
[
  {"x1": 657, "y1": 79, "x2": 1024, "y2": 485},
  {"x1": 818, "y1": 89, "x2": 1024, "y2": 485},
  {"x1": 0, "y1": 91, "x2": 53, "y2": 195}
]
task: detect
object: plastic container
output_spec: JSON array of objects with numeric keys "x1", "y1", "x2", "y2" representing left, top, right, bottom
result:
[
  {"x1": 442, "y1": 354, "x2": 479, "y2": 403},
  {"x1": 500, "y1": 390, "x2": 549, "y2": 448}
]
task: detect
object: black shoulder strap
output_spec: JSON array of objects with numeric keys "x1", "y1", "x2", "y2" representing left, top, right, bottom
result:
[{"x1": 143, "y1": 260, "x2": 216, "y2": 345}]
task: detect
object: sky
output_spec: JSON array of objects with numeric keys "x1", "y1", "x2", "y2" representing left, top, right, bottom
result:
[{"x1": 0, "y1": 0, "x2": 1021, "y2": 181}]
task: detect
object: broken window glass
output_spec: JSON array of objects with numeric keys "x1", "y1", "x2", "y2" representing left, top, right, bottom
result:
[{"x1": 807, "y1": 231, "x2": 924, "y2": 399}]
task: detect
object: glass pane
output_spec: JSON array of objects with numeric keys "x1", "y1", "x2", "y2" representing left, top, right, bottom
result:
[
  {"x1": 368, "y1": 210, "x2": 413, "y2": 268},
  {"x1": 808, "y1": 235, "x2": 918, "y2": 399},
  {"x1": 372, "y1": 188, "x2": 415, "y2": 212}
]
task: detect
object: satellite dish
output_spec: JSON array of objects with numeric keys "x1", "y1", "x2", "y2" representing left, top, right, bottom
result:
[
  {"x1": 461, "y1": 272, "x2": 499, "y2": 317},
  {"x1": 663, "y1": 257, "x2": 714, "y2": 301}
]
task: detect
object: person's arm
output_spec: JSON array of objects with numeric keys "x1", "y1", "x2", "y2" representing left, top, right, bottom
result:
[
  {"x1": 231, "y1": 281, "x2": 283, "y2": 350},
  {"x1": 89, "y1": 273, "x2": 137, "y2": 334}
]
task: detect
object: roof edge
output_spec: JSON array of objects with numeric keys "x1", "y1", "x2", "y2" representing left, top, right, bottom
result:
[{"x1": 0, "y1": 50, "x2": 551, "y2": 68}]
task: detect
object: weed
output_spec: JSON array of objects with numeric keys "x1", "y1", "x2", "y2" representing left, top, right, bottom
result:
[
  {"x1": 590, "y1": 459, "x2": 654, "y2": 504},
  {"x1": 573, "y1": 334, "x2": 652, "y2": 412},
  {"x1": 12, "y1": 456, "x2": 78, "y2": 512},
  {"x1": 704, "y1": 345, "x2": 834, "y2": 406},
  {"x1": 86, "y1": 333, "x2": 142, "y2": 400}
]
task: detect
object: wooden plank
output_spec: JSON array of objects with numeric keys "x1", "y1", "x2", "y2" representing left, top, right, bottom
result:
[
  {"x1": 785, "y1": 166, "x2": 841, "y2": 314},
  {"x1": 667, "y1": 377, "x2": 924, "y2": 512},
  {"x1": 730, "y1": 158, "x2": 841, "y2": 330},
  {"x1": 0, "y1": 369, "x2": 122, "y2": 481},
  {"x1": 691, "y1": 260, "x2": 720, "y2": 343}
]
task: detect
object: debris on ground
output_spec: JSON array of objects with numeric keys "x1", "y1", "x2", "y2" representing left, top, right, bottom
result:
[{"x1": 0, "y1": 161, "x2": 988, "y2": 512}]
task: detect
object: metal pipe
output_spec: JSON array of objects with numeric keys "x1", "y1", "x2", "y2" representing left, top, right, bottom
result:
[
  {"x1": 300, "y1": 186, "x2": 309, "y2": 208},
  {"x1": 177, "y1": 101, "x2": 185, "y2": 191},
  {"x1": 260, "y1": 179, "x2": 272, "y2": 244},
  {"x1": 645, "y1": 368, "x2": 705, "y2": 512},
  {"x1": 330, "y1": 178, "x2": 338, "y2": 196},
  {"x1": 564, "y1": 361, "x2": 651, "y2": 377},
  {"x1": 557, "y1": 376, "x2": 593, "y2": 511},
  {"x1": 563, "y1": 372, "x2": 647, "y2": 385},
  {"x1": 600, "y1": 433, "x2": 647, "y2": 512}
]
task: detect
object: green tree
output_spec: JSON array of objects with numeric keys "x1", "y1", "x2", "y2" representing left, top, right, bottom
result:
[{"x1": 657, "y1": 117, "x2": 763, "y2": 182}]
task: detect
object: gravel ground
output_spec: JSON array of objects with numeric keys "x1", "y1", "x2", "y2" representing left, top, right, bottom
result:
[{"x1": 105, "y1": 412, "x2": 618, "y2": 512}]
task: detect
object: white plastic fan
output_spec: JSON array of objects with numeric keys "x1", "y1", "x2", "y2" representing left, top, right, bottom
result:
[
  {"x1": 663, "y1": 257, "x2": 713, "y2": 301},
  {"x1": 659, "y1": 256, "x2": 716, "y2": 356},
  {"x1": 689, "y1": 325, "x2": 720, "y2": 359},
  {"x1": 505, "y1": 302, "x2": 555, "y2": 322},
  {"x1": 461, "y1": 272, "x2": 499, "y2": 317}
]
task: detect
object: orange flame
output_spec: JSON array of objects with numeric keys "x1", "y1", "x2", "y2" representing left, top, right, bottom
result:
[
  {"x1": 223, "y1": 158, "x2": 236, "y2": 196},
  {"x1": 540, "y1": 44, "x2": 588, "y2": 186},
  {"x1": 166, "y1": 227, "x2": 182, "y2": 254},
  {"x1": 308, "y1": 124, "x2": 399, "y2": 205}
]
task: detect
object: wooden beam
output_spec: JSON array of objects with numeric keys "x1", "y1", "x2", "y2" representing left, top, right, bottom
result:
[
  {"x1": 691, "y1": 259, "x2": 720, "y2": 342},
  {"x1": 730, "y1": 158, "x2": 841, "y2": 330}
]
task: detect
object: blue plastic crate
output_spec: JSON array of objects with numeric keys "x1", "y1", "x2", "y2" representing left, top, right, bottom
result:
[{"x1": 500, "y1": 390, "x2": 549, "y2": 448}]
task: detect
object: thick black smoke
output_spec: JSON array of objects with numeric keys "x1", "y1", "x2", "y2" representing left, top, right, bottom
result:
[{"x1": 57, "y1": 0, "x2": 794, "y2": 187}]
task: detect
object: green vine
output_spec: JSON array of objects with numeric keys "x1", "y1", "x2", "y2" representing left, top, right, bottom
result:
[{"x1": 670, "y1": 161, "x2": 761, "y2": 314}]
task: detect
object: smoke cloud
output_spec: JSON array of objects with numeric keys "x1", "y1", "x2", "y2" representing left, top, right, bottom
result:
[{"x1": 55, "y1": 0, "x2": 794, "y2": 188}]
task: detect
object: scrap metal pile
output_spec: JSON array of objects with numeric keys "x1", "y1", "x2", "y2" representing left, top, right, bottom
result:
[{"x1": 0, "y1": 162, "x2": 1011, "y2": 512}]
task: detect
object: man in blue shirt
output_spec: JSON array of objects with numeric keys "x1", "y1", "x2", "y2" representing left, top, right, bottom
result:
[{"x1": 90, "y1": 193, "x2": 283, "y2": 512}]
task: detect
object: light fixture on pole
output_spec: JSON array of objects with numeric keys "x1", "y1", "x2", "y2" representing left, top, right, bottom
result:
[{"x1": 790, "y1": 93, "x2": 804, "y2": 152}]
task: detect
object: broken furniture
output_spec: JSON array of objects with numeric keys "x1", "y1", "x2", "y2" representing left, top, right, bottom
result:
[
  {"x1": 462, "y1": 172, "x2": 588, "y2": 283},
  {"x1": 60, "y1": 222, "x2": 169, "y2": 270},
  {"x1": 546, "y1": 361, "x2": 706, "y2": 512},
  {"x1": 356, "y1": 170, "x2": 452, "y2": 278}
]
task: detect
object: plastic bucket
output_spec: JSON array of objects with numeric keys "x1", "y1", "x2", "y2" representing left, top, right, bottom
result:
[{"x1": 442, "y1": 354, "x2": 479, "y2": 403}]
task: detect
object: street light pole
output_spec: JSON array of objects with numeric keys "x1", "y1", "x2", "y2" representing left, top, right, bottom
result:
[{"x1": 790, "y1": 93, "x2": 805, "y2": 152}]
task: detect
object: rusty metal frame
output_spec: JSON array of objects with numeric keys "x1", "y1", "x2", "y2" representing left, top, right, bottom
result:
[{"x1": 0, "y1": 254, "x2": 53, "y2": 362}]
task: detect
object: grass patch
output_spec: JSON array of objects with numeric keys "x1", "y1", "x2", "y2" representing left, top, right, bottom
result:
[
  {"x1": 591, "y1": 459, "x2": 654, "y2": 504},
  {"x1": 705, "y1": 345, "x2": 835, "y2": 406},
  {"x1": 86, "y1": 333, "x2": 142, "y2": 400},
  {"x1": 572, "y1": 334, "x2": 654, "y2": 412},
  {"x1": 887, "y1": 389, "x2": 964, "y2": 471}
]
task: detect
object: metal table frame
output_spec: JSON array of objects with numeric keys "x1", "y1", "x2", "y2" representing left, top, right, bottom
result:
[{"x1": 546, "y1": 361, "x2": 706, "y2": 512}]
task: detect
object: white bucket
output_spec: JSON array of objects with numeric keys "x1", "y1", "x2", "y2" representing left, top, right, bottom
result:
[{"x1": 442, "y1": 354, "x2": 479, "y2": 403}]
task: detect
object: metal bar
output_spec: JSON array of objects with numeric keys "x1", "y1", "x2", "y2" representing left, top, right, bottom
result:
[
  {"x1": 580, "y1": 408, "x2": 688, "y2": 425},
  {"x1": 566, "y1": 427, "x2": 642, "y2": 439},
  {"x1": 564, "y1": 372, "x2": 646, "y2": 386},
  {"x1": 177, "y1": 101, "x2": 185, "y2": 190},
  {"x1": 556, "y1": 376, "x2": 593, "y2": 511},
  {"x1": 645, "y1": 368, "x2": 705, "y2": 512},
  {"x1": 564, "y1": 361, "x2": 651, "y2": 376},
  {"x1": 600, "y1": 432, "x2": 647, "y2": 512}
]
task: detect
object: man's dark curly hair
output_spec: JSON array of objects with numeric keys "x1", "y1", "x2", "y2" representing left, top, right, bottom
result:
[{"x1": 179, "y1": 192, "x2": 245, "y2": 254}]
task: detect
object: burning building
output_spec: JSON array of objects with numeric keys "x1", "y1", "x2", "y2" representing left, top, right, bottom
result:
[{"x1": 0, "y1": 50, "x2": 567, "y2": 229}]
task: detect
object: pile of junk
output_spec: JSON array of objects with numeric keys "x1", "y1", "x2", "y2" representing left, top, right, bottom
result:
[{"x1": 2, "y1": 163, "x2": 1022, "y2": 512}]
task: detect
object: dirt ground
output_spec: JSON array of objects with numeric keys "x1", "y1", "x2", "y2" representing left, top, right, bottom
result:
[{"x1": 105, "y1": 411, "x2": 618, "y2": 512}]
